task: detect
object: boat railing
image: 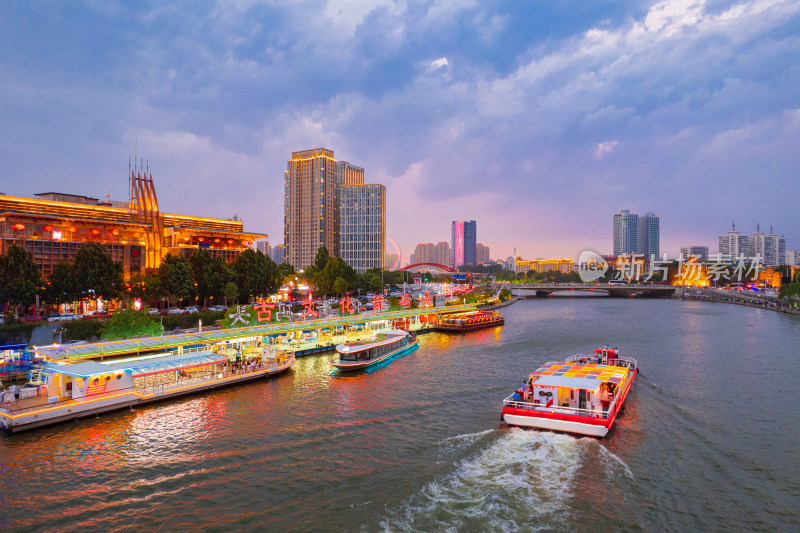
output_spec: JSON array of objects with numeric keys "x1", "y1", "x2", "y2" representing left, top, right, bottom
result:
[
  {"x1": 0, "y1": 357, "x2": 295, "y2": 417},
  {"x1": 564, "y1": 354, "x2": 638, "y2": 371},
  {"x1": 502, "y1": 394, "x2": 610, "y2": 419}
]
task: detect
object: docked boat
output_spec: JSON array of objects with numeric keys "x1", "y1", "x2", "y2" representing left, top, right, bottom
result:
[
  {"x1": 434, "y1": 310, "x2": 504, "y2": 332},
  {"x1": 0, "y1": 347, "x2": 294, "y2": 433},
  {"x1": 331, "y1": 329, "x2": 418, "y2": 371},
  {"x1": 501, "y1": 346, "x2": 638, "y2": 438}
]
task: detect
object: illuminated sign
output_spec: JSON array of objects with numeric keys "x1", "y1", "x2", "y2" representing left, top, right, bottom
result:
[{"x1": 52, "y1": 230, "x2": 62, "y2": 241}]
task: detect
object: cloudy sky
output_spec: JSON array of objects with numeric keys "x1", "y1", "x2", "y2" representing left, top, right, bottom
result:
[{"x1": 2, "y1": 0, "x2": 799, "y2": 263}]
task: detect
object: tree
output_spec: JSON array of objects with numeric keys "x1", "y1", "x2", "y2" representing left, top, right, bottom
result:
[
  {"x1": 0, "y1": 244, "x2": 43, "y2": 314},
  {"x1": 126, "y1": 273, "x2": 163, "y2": 306},
  {"x1": 158, "y1": 254, "x2": 195, "y2": 307},
  {"x1": 223, "y1": 281, "x2": 239, "y2": 306},
  {"x1": 74, "y1": 242, "x2": 123, "y2": 301},
  {"x1": 333, "y1": 277, "x2": 349, "y2": 296},
  {"x1": 313, "y1": 245, "x2": 330, "y2": 271},
  {"x1": 317, "y1": 257, "x2": 358, "y2": 296},
  {"x1": 189, "y1": 249, "x2": 213, "y2": 308},
  {"x1": 277, "y1": 262, "x2": 296, "y2": 285},
  {"x1": 205, "y1": 256, "x2": 235, "y2": 303},
  {"x1": 46, "y1": 261, "x2": 80, "y2": 306},
  {"x1": 101, "y1": 309, "x2": 163, "y2": 341},
  {"x1": 232, "y1": 249, "x2": 279, "y2": 302}
]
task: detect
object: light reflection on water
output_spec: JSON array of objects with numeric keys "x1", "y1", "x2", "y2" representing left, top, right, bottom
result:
[{"x1": 1, "y1": 299, "x2": 799, "y2": 532}]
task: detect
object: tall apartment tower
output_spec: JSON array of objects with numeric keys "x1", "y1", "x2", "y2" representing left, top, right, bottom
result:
[
  {"x1": 451, "y1": 220, "x2": 477, "y2": 268},
  {"x1": 435, "y1": 242, "x2": 450, "y2": 266},
  {"x1": 284, "y1": 148, "x2": 337, "y2": 269},
  {"x1": 613, "y1": 210, "x2": 638, "y2": 256},
  {"x1": 638, "y1": 212, "x2": 660, "y2": 259},
  {"x1": 413, "y1": 243, "x2": 436, "y2": 264},
  {"x1": 338, "y1": 183, "x2": 386, "y2": 274}
]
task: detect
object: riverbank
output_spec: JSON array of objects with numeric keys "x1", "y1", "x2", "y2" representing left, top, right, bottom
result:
[{"x1": 677, "y1": 288, "x2": 800, "y2": 316}]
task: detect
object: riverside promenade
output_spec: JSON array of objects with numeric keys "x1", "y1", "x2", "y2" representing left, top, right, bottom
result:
[
  {"x1": 677, "y1": 287, "x2": 800, "y2": 316},
  {"x1": 29, "y1": 303, "x2": 479, "y2": 363}
]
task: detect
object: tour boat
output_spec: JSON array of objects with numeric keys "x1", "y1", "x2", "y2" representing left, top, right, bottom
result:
[
  {"x1": 0, "y1": 347, "x2": 294, "y2": 433},
  {"x1": 501, "y1": 346, "x2": 638, "y2": 438},
  {"x1": 434, "y1": 310, "x2": 504, "y2": 333},
  {"x1": 331, "y1": 329, "x2": 418, "y2": 371}
]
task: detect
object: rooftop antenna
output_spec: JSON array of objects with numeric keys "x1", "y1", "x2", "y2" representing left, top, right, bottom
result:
[
  {"x1": 770, "y1": 225, "x2": 773, "y2": 234},
  {"x1": 732, "y1": 221, "x2": 735, "y2": 231},
  {"x1": 757, "y1": 222, "x2": 760, "y2": 233}
]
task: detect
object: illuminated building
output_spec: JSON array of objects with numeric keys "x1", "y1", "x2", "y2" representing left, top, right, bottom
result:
[
  {"x1": 451, "y1": 220, "x2": 476, "y2": 268},
  {"x1": 284, "y1": 148, "x2": 337, "y2": 269},
  {"x1": 0, "y1": 167, "x2": 265, "y2": 280},
  {"x1": 718, "y1": 224, "x2": 785, "y2": 265},
  {"x1": 613, "y1": 210, "x2": 638, "y2": 256},
  {"x1": 338, "y1": 183, "x2": 386, "y2": 274},
  {"x1": 515, "y1": 257, "x2": 574, "y2": 275}
]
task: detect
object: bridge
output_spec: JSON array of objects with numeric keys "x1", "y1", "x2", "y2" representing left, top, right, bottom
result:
[
  {"x1": 511, "y1": 283, "x2": 677, "y2": 298},
  {"x1": 400, "y1": 262, "x2": 456, "y2": 273}
]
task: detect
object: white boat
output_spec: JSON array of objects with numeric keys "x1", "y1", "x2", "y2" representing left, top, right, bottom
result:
[
  {"x1": 501, "y1": 347, "x2": 638, "y2": 438},
  {"x1": 331, "y1": 329, "x2": 418, "y2": 371}
]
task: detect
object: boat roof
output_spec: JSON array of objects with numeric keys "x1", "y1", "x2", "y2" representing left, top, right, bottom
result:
[
  {"x1": 336, "y1": 329, "x2": 407, "y2": 354},
  {"x1": 529, "y1": 362, "x2": 630, "y2": 391},
  {"x1": 47, "y1": 351, "x2": 226, "y2": 378}
]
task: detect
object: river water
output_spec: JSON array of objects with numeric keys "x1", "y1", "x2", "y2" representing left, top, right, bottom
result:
[{"x1": 1, "y1": 298, "x2": 799, "y2": 532}]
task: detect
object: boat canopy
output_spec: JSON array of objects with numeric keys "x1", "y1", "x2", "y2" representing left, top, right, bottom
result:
[
  {"x1": 46, "y1": 352, "x2": 226, "y2": 379},
  {"x1": 336, "y1": 330, "x2": 407, "y2": 354},
  {"x1": 529, "y1": 361, "x2": 628, "y2": 391}
]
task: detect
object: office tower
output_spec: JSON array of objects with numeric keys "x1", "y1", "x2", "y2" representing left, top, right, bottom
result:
[
  {"x1": 254, "y1": 239, "x2": 270, "y2": 255},
  {"x1": 718, "y1": 227, "x2": 751, "y2": 259},
  {"x1": 270, "y1": 244, "x2": 286, "y2": 264},
  {"x1": 435, "y1": 242, "x2": 450, "y2": 266},
  {"x1": 613, "y1": 210, "x2": 638, "y2": 256},
  {"x1": 338, "y1": 183, "x2": 386, "y2": 274},
  {"x1": 638, "y1": 212, "x2": 660, "y2": 259},
  {"x1": 476, "y1": 243, "x2": 491, "y2": 264},
  {"x1": 787, "y1": 251, "x2": 800, "y2": 266},
  {"x1": 284, "y1": 148, "x2": 337, "y2": 269},
  {"x1": 451, "y1": 220, "x2": 477, "y2": 268},
  {"x1": 680, "y1": 246, "x2": 709, "y2": 263}
]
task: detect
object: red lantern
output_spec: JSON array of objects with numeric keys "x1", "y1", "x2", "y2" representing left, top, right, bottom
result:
[
  {"x1": 12, "y1": 223, "x2": 25, "y2": 230},
  {"x1": 43, "y1": 225, "x2": 54, "y2": 231},
  {"x1": 91, "y1": 229, "x2": 100, "y2": 235}
]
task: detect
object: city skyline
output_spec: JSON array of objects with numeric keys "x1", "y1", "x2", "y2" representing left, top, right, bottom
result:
[{"x1": 1, "y1": 2, "x2": 799, "y2": 263}]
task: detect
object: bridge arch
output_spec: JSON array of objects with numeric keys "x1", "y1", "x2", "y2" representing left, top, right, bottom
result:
[{"x1": 400, "y1": 262, "x2": 456, "y2": 273}]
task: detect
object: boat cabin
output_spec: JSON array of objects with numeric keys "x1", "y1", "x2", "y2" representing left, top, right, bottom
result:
[
  {"x1": 523, "y1": 361, "x2": 630, "y2": 416},
  {"x1": 336, "y1": 331, "x2": 408, "y2": 362},
  {"x1": 36, "y1": 352, "x2": 228, "y2": 401}
]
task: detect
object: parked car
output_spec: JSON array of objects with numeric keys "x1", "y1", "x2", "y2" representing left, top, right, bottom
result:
[
  {"x1": 21, "y1": 315, "x2": 44, "y2": 322},
  {"x1": 184, "y1": 306, "x2": 199, "y2": 314},
  {"x1": 209, "y1": 305, "x2": 228, "y2": 312},
  {"x1": 60, "y1": 313, "x2": 79, "y2": 321},
  {"x1": 166, "y1": 308, "x2": 183, "y2": 315},
  {"x1": 147, "y1": 308, "x2": 161, "y2": 315},
  {"x1": 83, "y1": 310, "x2": 112, "y2": 319}
]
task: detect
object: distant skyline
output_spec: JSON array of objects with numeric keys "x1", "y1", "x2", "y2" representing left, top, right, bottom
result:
[{"x1": 2, "y1": 1, "x2": 799, "y2": 264}]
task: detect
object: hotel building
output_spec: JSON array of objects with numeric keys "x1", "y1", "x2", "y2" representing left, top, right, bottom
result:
[
  {"x1": 0, "y1": 169, "x2": 265, "y2": 280},
  {"x1": 338, "y1": 183, "x2": 386, "y2": 274}
]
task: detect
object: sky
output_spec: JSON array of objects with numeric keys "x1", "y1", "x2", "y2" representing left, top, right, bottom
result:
[{"x1": 1, "y1": 0, "x2": 799, "y2": 264}]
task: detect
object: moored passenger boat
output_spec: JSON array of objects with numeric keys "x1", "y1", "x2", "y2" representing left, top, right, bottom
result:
[
  {"x1": 331, "y1": 329, "x2": 418, "y2": 371},
  {"x1": 501, "y1": 347, "x2": 638, "y2": 438},
  {"x1": 434, "y1": 310, "x2": 504, "y2": 332},
  {"x1": 0, "y1": 347, "x2": 294, "y2": 433}
]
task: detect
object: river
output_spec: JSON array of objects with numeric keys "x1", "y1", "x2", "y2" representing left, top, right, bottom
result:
[{"x1": 1, "y1": 298, "x2": 798, "y2": 532}]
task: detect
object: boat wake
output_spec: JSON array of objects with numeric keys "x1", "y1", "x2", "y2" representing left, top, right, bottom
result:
[{"x1": 378, "y1": 429, "x2": 583, "y2": 531}]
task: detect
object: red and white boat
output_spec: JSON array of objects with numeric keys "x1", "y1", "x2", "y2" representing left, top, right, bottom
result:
[{"x1": 501, "y1": 347, "x2": 638, "y2": 438}]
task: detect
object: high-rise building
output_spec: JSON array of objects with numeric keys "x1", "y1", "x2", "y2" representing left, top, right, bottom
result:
[
  {"x1": 284, "y1": 148, "x2": 337, "y2": 269},
  {"x1": 435, "y1": 242, "x2": 450, "y2": 266},
  {"x1": 254, "y1": 238, "x2": 270, "y2": 255},
  {"x1": 413, "y1": 243, "x2": 435, "y2": 264},
  {"x1": 338, "y1": 183, "x2": 385, "y2": 274},
  {"x1": 451, "y1": 220, "x2": 477, "y2": 268},
  {"x1": 680, "y1": 246, "x2": 709, "y2": 263},
  {"x1": 613, "y1": 210, "x2": 638, "y2": 256},
  {"x1": 638, "y1": 212, "x2": 660, "y2": 259},
  {"x1": 270, "y1": 244, "x2": 286, "y2": 264},
  {"x1": 717, "y1": 225, "x2": 784, "y2": 265},
  {"x1": 476, "y1": 243, "x2": 491, "y2": 264},
  {"x1": 787, "y1": 251, "x2": 800, "y2": 266},
  {"x1": 335, "y1": 161, "x2": 365, "y2": 186}
]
